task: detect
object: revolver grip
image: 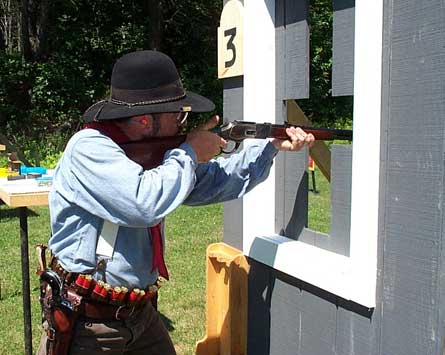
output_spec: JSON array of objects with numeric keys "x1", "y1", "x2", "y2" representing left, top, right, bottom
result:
[{"x1": 40, "y1": 269, "x2": 63, "y2": 299}]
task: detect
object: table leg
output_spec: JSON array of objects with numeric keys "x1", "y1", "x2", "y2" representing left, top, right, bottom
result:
[{"x1": 19, "y1": 206, "x2": 33, "y2": 355}]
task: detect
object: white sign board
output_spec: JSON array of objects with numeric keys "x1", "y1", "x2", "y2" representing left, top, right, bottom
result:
[{"x1": 218, "y1": 0, "x2": 244, "y2": 79}]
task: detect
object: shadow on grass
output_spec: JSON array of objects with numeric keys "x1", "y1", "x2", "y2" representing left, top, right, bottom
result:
[
  {"x1": 0, "y1": 207, "x2": 39, "y2": 220},
  {"x1": 159, "y1": 312, "x2": 175, "y2": 331}
]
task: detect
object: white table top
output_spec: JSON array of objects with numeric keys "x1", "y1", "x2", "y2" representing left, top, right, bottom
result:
[{"x1": 0, "y1": 177, "x2": 51, "y2": 207}]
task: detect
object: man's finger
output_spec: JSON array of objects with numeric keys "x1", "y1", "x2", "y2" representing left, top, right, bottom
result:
[
  {"x1": 200, "y1": 115, "x2": 220, "y2": 131},
  {"x1": 286, "y1": 127, "x2": 305, "y2": 143},
  {"x1": 221, "y1": 138, "x2": 228, "y2": 150},
  {"x1": 305, "y1": 133, "x2": 315, "y2": 146}
]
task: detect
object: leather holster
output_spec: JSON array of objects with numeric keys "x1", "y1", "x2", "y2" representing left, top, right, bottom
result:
[{"x1": 41, "y1": 282, "x2": 82, "y2": 355}]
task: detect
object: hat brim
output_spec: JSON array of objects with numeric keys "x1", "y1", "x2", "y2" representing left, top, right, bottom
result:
[{"x1": 83, "y1": 91, "x2": 215, "y2": 122}]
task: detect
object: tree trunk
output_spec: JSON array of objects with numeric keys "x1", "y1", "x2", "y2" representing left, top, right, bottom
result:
[
  {"x1": 40, "y1": 0, "x2": 50, "y2": 54},
  {"x1": 147, "y1": 0, "x2": 161, "y2": 50},
  {"x1": 0, "y1": 0, "x2": 18, "y2": 52},
  {"x1": 28, "y1": 0, "x2": 51, "y2": 59},
  {"x1": 19, "y1": 0, "x2": 32, "y2": 60},
  {"x1": 0, "y1": 28, "x2": 5, "y2": 49}
]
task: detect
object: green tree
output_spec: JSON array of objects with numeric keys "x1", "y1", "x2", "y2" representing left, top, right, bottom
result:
[
  {"x1": 0, "y1": 0, "x2": 350, "y2": 165},
  {"x1": 0, "y1": 0, "x2": 222, "y2": 163}
]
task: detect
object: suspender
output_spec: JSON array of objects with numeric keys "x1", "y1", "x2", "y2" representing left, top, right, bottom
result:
[
  {"x1": 96, "y1": 220, "x2": 119, "y2": 259},
  {"x1": 95, "y1": 219, "x2": 168, "y2": 280}
]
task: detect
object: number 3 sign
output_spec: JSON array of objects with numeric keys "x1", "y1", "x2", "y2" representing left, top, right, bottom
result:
[{"x1": 218, "y1": 0, "x2": 244, "y2": 79}]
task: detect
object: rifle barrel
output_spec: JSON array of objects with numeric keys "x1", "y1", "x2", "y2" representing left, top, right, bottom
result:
[
  {"x1": 270, "y1": 123, "x2": 352, "y2": 141},
  {"x1": 301, "y1": 127, "x2": 353, "y2": 141}
]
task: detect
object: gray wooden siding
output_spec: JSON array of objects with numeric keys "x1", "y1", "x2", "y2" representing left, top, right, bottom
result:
[
  {"x1": 315, "y1": 145, "x2": 352, "y2": 256},
  {"x1": 275, "y1": 0, "x2": 310, "y2": 100},
  {"x1": 248, "y1": 260, "x2": 376, "y2": 355},
  {"x1": 275, "y1": 0, "x2": 310, "y2": 240},
  {"x1": 274, "y1": 0, "x2": 287, "y2": 234},
  {"x1": 332, "y1": 0, "x2": 355, "y2": 96},
  {"x1": 247, "y1": 259, "x2": 272, "y2": 355},
  {"x1": 223, "y1": 0, "x2": 445, "y2": 354},
  {"x1": 279, "y1": 149, "x2": 308, "y2": 240},
  {"x1": 269, "y1": 278, "x2": 337, "y2": 355},
  {"x1": 222, "y1": 77, "x2": 244, "y2": 251},
  {"x1": 379, "y1": 0, "x2": 445, "y2": 353},
  {"x1": 280, "y1": 145, "x2": 352, "y2": 252}
]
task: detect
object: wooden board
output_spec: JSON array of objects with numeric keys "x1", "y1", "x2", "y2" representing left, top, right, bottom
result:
[
  {"x1": 196, "y1": 243, "x2": 249, "y2": 355},
  {"x1": 0, "y1": 188, "x2": 48, "y2": 207},
  {"x1": 0, "y1": 144, "x2": 5, "y2": 151},
  {"x1": 332, "y1": 0, "x2": 355, "y2": 96},
  {"x1": 223, "y1": 76, "x2": 244, "y2": 251},
  {"x1": 0, "y1": 180, "x2": 50, "y2": 207},
  {"x1": 284, "y1": 0, "x2": 310, "y2": 99},
  {"x1": 218, "y1": 0, "x2": 244, "y2": 79},
  {"x1": 378, "y1": 0, "x2": 445, "y2": 353},
  {"x1": 316, "y1": 145, "x2": 352, "y2": 256},
  {"x1": 282, "y1": 149, "x2": 308, "y2": 240},
  {"x1": 287, "y1": 100, "x2": 332, "y2": 181}
]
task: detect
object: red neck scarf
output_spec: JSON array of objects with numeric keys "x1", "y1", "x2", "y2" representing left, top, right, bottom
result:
[
  {"x1": 84, "y1": 121, "x2": 169, "y2": 280},
  {"x1": 84, "y1": 121, "x2": 129, "y2": 143}
]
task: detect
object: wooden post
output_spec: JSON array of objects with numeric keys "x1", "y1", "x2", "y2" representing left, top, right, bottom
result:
[
  {"x1": 196, "y1": 243, "x2": 249, "y2": 355},
  {"x1": 19, "y1": 207, "x2": 33, "y2": 355}
]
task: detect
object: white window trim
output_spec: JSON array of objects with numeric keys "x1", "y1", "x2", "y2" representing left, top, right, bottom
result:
[{"x1": 242, "y1": 0, "x2": 383, "y2": 308}]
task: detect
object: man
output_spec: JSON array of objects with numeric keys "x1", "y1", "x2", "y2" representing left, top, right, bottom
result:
[{"x1": 38, "y1": 50, "x2": 314, "y2": 354}]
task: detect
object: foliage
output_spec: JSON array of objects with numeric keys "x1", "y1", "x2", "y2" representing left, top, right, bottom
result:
[
  {"x1": 0, "y1": 0, "x2": 222, "y2": 163},
  {"x1": 0, "y1": 153, "x2": 7, "y2": 167},
  {"x1": 0, "y1": 53, "x2": 33, "y2": 129},
  {"x1": 0, "y1": 0, "x2": 351, "y2": 163},
  {"x1": 299, "y1": 0, "x2": 353, "y2": 128},
  {"x1": 162, "y1": 0, "x2": 223, "y2": 127}
]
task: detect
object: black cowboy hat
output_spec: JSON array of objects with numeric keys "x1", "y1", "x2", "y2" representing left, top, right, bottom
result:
[{"x1": 83, "y1": 50, "x2": 215, "y2": 122}]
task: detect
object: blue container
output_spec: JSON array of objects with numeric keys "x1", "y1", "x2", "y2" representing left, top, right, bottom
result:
[
  {"x1": 20, "y1": 166, "x2": 47, "y2": 175},
  {"x1": 36, "y1": 176, "x2": 53, "y2": 187}
]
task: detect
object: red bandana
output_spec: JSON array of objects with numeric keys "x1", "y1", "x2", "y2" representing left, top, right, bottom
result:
[
  {"x1": 84, "y1": 121, "x2": 129, "y2": 143},
  {"x1": 84, "y1": 121, "x2": 169, "y2": 280}
]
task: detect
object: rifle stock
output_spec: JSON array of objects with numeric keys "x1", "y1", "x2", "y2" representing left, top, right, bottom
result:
[
  {"x1": 120, "y1": 121, "x2": 352, "y2": 170},
  {"x1": 120, "y1": 135, "x2": 186, "y2": 170}
]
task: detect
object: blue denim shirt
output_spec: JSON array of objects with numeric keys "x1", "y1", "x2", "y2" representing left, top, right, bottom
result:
[{"x1": 49, "y1": 128, "x2": 278, "y2": 289}]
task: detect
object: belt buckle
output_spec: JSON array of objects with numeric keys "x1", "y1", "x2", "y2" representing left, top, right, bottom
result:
[{"x1": 115, "y1": 305, "x2": 135, "y2": 320}]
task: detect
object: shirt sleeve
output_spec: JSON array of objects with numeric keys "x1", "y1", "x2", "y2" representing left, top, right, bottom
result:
[
  {"x1": 184, "y1": 140, "x2": 279, "y2": 206},
  {"x1": 63, "y1": 133, "x2": 198, "y2": 227}
]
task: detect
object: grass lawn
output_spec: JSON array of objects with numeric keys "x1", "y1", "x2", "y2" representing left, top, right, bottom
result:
[
  {"x1": 0, "y1": 203, "x2": 223, "y2": 355},
  {"x1": 308, "y1": 169, "x2": 331, "y2": 234},
  {"x1": 0, "y1": 168, "x2": 329, "y2": 355}
]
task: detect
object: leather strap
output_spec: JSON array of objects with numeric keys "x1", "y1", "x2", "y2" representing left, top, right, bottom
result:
[{"x1": 81, "y1": 300, "x2": 145, "y2": 320}]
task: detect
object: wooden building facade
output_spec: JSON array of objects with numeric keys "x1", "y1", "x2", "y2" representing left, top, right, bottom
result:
[{"x1": 220, "y1": 0, "x2": 445, "y2": 354}]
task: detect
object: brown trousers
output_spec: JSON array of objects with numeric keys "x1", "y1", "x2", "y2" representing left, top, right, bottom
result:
[{"x1": 37, "y1": 303, "x2": 176, "y2": 354}]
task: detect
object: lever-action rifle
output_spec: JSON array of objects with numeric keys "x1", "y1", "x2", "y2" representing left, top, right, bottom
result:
[{"x1": 120, "y1": 120, "x2": 352, "y2": 170}]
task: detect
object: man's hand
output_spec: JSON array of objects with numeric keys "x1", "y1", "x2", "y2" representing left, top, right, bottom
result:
[
  {"x1": 271, "y1": 126, "x2": 315, "y2": 151},
  {"x1": 186, "y1": 115, "x2": 228, "y2": 163}
]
